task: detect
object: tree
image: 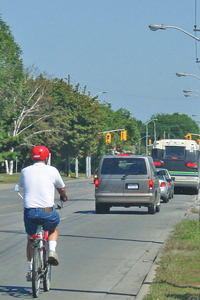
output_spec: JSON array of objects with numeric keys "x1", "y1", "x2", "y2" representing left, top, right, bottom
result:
[{"x1": 150, "y1": 113, "x2": 199, "y2": 140}]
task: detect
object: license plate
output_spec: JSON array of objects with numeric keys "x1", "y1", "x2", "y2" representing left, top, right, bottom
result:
[{"x1": 127, "y1": 183, "x2": 139, "y2": 190}]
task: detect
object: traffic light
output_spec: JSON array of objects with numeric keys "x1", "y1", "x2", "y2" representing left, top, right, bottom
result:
[
  {"x1": 105, "y1": 133, "x2": 112, "y2": 143},
  {"x1": 120, "y1": 130, "x2": 127, "y2": 141},
  {"x1": 186, "y1": 134, "x2": 192, "y2": 140},
  {"x1": 148, "y1": 139, "x2": 152, "y2": 145},
  {"x1": 197, "y1": 139, "x2": 200, "y2": 145}
]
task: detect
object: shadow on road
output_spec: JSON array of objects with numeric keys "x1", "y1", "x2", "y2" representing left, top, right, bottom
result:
[
  {"x1": 0, "y1": 285, "x2": 137, "y2": 298},
  {"x1": 0, "y1": 286, "x2": 32, "y2": 298}
]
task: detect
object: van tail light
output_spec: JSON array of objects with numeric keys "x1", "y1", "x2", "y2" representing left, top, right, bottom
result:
[
  {"x1": 153, "y1": 161, "x2": 162, "y2": 166},
  {"x1": 160, "y1": 182, "x2": 166, "y2": 187},
  {"x1": 94, "y1": 178, "x2": 100, "y2": 189},
  {"x1": 186, "y1": 162, "x2": 197, "y2": 168},
  {"x1": 149, "y1": 179, "x2": 154, "y2": 190}
]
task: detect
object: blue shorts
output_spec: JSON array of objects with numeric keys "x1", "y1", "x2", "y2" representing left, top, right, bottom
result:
[{"x1": 24, "y1": 207, "x2": 60, "y2": 236}]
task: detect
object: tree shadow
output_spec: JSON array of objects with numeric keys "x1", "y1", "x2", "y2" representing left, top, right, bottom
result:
[{"x1": 0, "y1": 286, "x2": 32, "y2": 298}]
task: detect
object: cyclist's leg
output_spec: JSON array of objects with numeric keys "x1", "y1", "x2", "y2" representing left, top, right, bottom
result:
[
  {"x1": 24, "y1": 209, "x2": 38, "y2": 280},
  {"x1": 48, "y1": 227, "x2": 58, "y2": 242},
  {"x1": 36, "y1": 207, "x2": 60, "y2": 266},
  {"x1": 48, "y1": 227, "x2": 59, "y2": 266},
  {"x1": 27, "y1": 235, "x2": 34, "y2": 261}
]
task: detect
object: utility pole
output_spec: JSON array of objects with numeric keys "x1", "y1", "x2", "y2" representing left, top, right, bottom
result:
[{"x1": 68, "y1": 74, "x2": 70, "y2": 84}]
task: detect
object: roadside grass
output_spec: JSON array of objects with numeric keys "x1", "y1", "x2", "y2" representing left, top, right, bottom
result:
[
  {"x1": 143, "y1": 219, "x2": 200, "y2": 300},
  {"x1": 0, "y1": 172, "x2": 89, "y2": 184},
  {"x1": 0, "y1": 173, "x2": 21, "y2": 184}
]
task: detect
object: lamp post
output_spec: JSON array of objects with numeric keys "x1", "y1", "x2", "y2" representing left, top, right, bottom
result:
[
  {"x1": 146, "y1": 119, "x2": 157, "y2": 155},
  {"x1": 184, "y1": 94, "x2": 200, "y2": 99},
  {"x1": 149, "y1": 24, "x2": 200, "y2": 42},
  {"x1": 92, "y1": 91, "x2": 107, "y2": 98},
  {"x1": 183, "y1": 89, "x2": 200, "y2": 94},
  {"x1": 176, "y1": 72, "x2": 200, "y2": 81}
]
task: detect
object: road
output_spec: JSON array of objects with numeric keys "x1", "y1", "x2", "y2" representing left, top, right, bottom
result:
[{"x1": 0, "y1": 179, "x2": 197, "y2": 300}]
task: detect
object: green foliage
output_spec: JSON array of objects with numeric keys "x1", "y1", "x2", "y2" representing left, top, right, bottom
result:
[
  {"x1": 1, "y1": 14, "x2": 200, "y2": 174},
  {"x1": 0, "y1": 15, "x2": 24, "y2": 118},
  {"x1": 151, "y1": 113, "x2": 199, "y2": 140}
]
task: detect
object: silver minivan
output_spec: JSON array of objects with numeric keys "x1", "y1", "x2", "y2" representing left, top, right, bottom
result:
[{"x1": 95, "y1": 154, "x2": 161, "y2": 214}]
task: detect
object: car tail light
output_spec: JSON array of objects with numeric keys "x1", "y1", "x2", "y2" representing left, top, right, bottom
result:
[
  {"x1": 149, "y1": 179, "x2": 154, "y2": 190},
  {"x1": 160, "y1": 182, "x2": 166, "y2": 187},
  {"x1": 153, "y1": 161, "x2": 162, "y2": 166},
  {"x1": 94, "y1": 178, "x2": 100, "y2": 189},
  {"x1": 186, "y1": 162, "x2": 197, "y2": 168},
  {"x1": 168, "y1": 181, "x2": 171, "y2": 185}
]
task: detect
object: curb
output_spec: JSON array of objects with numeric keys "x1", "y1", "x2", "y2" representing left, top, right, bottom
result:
[{"x1": 135, "y1": 253, "x2": 161, "y2": 300}]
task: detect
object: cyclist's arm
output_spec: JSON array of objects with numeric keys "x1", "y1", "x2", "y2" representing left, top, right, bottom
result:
[{"x1": 56, "y1": 187, "x2": 68, "y2": 202}]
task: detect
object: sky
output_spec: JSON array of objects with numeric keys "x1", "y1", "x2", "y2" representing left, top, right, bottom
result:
[{"x1": 1, "y1": 0, "x2": 200, "y2": 123}]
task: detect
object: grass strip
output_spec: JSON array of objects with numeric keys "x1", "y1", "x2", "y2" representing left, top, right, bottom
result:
[
  {"x1": 143, "y1": 219, "x2": 200, "y2": 300},
  {"x1": 0, "y1": 172, "x2": 89, "y2": 184}
]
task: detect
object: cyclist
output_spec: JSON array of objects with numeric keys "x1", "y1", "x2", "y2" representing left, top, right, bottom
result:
[{"x1": 19, "y1": 146, "x2": 67, "y2": 281}]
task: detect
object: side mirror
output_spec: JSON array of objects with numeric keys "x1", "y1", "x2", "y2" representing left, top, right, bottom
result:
[
  {"x1": 14, "y1": 184, "x2": 19, "y2": 192},
  {"x1": 171, "y1": 177, "x2": 175, "y2": 181}
]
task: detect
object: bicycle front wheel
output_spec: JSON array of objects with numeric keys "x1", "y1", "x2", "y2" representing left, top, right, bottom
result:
[
  {"x1": 43, "y1": 263, "x2": 51, "y2": 291},
  {"x1": 32, "y1": 247, "x2": 42, "y2": 298}
]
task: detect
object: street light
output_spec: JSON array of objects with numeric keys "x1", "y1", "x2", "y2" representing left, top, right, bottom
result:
[
  {"x1": 183, "y1": 89, "x2": 200, "y2": 94},
  {"x1": 176, "y1": 72, "x2": 200, "y2": 81},
  {"x1": 184, "y1": 94, "x2": 200, "y2": 99},
  {"x1": 92, "y1": 91, "x2": 107, "y2": 98},
  {"x1": 149, "y1": 24, "x2": 200, "y2": 42},
  {"x1": 146, "y1": 119, "x2": 157, "y2": 155}
]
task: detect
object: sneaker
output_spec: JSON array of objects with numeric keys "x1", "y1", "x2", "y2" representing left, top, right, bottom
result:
[
  {"x1": 26, "y1": 271, "x2": 32, "y2": 282},
  {"x1": 48, "y1": 250, "x2": 59, "y2": 266}
]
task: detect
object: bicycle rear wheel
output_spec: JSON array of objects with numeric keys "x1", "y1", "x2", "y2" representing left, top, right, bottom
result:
[
  {"x1": 32, "y1": 246, "x2": 42, "y2": 298},
  {"x1": 43, "y1": 241, "x2": 51, "y2": 291}
]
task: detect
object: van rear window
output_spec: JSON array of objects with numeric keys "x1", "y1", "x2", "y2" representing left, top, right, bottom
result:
[
  {"x1": 164, "y1": 146, "x2": 185, "y2": 159},
  {"x1": 101, "y1": 158, "x2": 147, "y2": 175}
]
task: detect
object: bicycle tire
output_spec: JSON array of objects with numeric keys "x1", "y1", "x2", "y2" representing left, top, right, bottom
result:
[
  {"x1": 43, "y1": 241, "x2": 51, "y2": 291},
  {"x1": 32, "y1": 246, "x2": 42, "y2": 298}
]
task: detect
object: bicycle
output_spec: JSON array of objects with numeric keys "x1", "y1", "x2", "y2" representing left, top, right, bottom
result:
[
  {"x1": 30, "y1": 202, "x2": 63, "y2": 298},
  {"x1": 30, "y1": 222, "x2": 50, "y2": 297},
  {"x1": 15, "y1": 184, "x2": 63, "y2": 298}
]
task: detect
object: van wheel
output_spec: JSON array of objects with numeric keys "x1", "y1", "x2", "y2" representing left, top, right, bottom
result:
[
  {"x1": 148, "y1": 203, "x2": 156, "y2": 214},
  {"x1": 96, "y1": 203, "x2": 110, "y2": 214},
  {"x1": 156, "y1": 205, "x2": 160, "y2": 213}
]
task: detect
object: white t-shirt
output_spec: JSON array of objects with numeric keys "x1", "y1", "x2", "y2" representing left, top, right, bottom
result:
[{"x1": 20, "y1": 162, "x2": 65, "y2": 208}]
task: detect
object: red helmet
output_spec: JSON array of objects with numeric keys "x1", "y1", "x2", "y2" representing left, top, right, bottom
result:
[{"x1": 31, "y1": 146, "x2": 50, "y2": 160}]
